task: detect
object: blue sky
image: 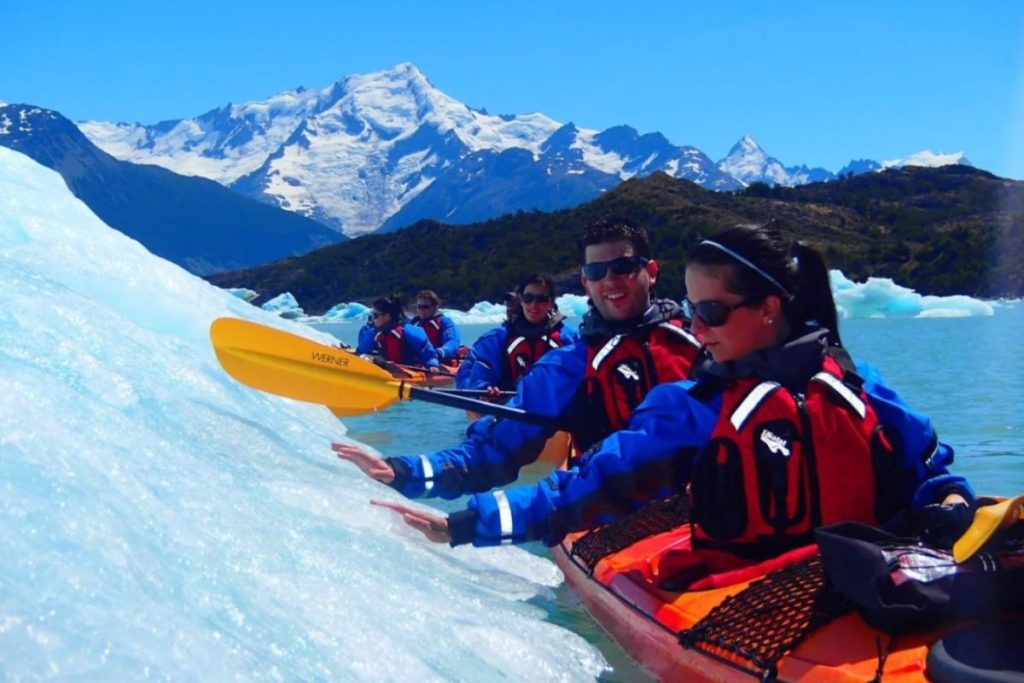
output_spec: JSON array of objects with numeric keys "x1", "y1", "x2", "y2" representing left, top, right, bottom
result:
[{"x1": 3, "y1": 1, "x2": 1023, "y2": 178}]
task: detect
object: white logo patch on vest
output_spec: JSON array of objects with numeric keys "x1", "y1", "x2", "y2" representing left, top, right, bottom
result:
[
  {"x1": 616, "y1": 363, "x2": 640, "y2": 382},
  {"x1": 759, "y1": 429, "x2": 791, "y2": 458}
]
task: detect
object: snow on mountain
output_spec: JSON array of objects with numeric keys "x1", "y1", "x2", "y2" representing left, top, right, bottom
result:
[
  {"x1": 0, "y1": 103, "x2": 341, "y2": 275},
  {"x1": 78, "y1": 64, "x2": 743, "y2": 235},
  {"x1": 720, "y1": 136, "x2": 971, "y2": 188},
  {"x1": 82, "y1": 64, "x2": 566, "y2": 235},
  {"x1": 717, "y1": 134, "x2": 835, "y2": 187},
  {"x1": 78, "y1": 64, "x2": 971, "y2": 235},
  {"x1": 882, "y1": 150, "x2": 971, "y2": 170},
  {"x1": 378, "y1": 123, "x2": 740, "y2": 232}
]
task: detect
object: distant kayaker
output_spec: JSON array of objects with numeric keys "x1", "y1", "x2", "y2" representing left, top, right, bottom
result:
[
  {"x1": 455, "y1": 273, "x2": 580, "y2": 398},
  {"x1": 503, "y1": 290, "x2": 521, "y2": 326},
  {"x1": 408, "y1": 290, "x2": 463, "y2": 363},
  {"x1": 356, "y1": 295, "x2": 440, "y2": 370},
  {"x1": 334, "y1": 216, "x2": 701, "y2": 498},
  {"x1": 369, "y1": 223, "x2": 974, "y2": 551}
]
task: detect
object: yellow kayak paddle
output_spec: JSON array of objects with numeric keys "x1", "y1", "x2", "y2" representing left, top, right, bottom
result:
[
  {"x1": 209, "y1": 318, "x2": 554, "y2": 426},
  {"x1": 952, "y1": 494, "x2": 1024, "y2": 563}
]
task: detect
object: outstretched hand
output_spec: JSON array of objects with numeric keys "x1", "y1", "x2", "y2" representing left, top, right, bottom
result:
[
  {"x1": 372, "y1": 499, "x2": 451, "y2": 544},
  {"x1": 332, "y1": 442, "x2": 395, "y2": 484}
]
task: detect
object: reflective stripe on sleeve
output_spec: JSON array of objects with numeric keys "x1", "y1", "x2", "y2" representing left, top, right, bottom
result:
[
  {"x1": 493, "y1": 490, "x2": 514, "y2": 545},
  {"x1": 419, "y1": 455, "x2": 435, "y2": 494}
]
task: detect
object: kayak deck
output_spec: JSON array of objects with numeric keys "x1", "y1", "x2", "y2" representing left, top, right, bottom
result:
[{"x1": 556, "y1": 516, "x2": 951, "y2": 682}]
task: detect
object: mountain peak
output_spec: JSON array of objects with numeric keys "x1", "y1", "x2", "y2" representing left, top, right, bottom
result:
[
  {"x1": 0, "y1": 104, "x2": 86, "y2": 143},
  {"x1": 729, "y1": 134, "x2": 763, "y2": 156}
]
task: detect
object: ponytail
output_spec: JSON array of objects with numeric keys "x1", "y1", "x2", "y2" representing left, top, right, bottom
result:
[{"x1": 789, "y1": 242, "x2": 841, "y2": 347}]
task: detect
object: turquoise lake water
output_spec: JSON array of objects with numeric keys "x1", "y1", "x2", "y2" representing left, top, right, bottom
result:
[{"x1": 313, "y1": 304, "x2": 1024, "y2": 681}]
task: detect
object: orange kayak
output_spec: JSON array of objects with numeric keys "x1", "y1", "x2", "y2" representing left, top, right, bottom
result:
[{"x1": 555, "y1": 508, "x2": 1021, "y2": 682}]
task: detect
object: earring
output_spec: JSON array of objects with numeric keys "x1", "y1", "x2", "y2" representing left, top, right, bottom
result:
[{"x1": 766, "y1": 318, "x2": 774, "y2": 325}]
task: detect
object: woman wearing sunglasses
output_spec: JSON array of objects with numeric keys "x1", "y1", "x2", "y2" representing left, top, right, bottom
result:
[
  {"x1": 456, "y1": 273, "x2": 579, "y2": 397},
  {"x1": 355, "y1": 295, "x2": 440, "y2": 370},
  {"x1": 372, "y1": 223, "x2": 973, "y2": 558},
  {"x1": 408, "y1": 290, "x2": 463, "y2": 363}
]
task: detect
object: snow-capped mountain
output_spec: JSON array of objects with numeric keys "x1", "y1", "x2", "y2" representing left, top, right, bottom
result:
[
  {"x1": 378, "y1": 123, "x2": 739, "y2": 232},
  {"x1": 1, "y1": 104, "x2": 340, "y2": 274},
  {"x1": 717, "y1": 134, "x2": 835, "y2": 187},
  {"x1": 721, "y1": 135, "x2": 971, "y2": 186},
  {"x1": 81, "y1": 64, "x2": 568, "y2": 235},
  {"x1": 79, "y1": 64, "x2": 972, "y2": 236},
  {"x1": 79, "y1": 64, "x2": 742, "y2": 236},
  {"x1": 882, "y1": 150, "x2": 971, "y2": 170}
]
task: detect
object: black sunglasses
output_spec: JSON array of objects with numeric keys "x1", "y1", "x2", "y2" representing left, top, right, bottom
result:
[
  {"x1": 582, "y1": 255, "x2": 649, "y2": 281},
  {"x1": 415, "y1": 303, "x2": 435, "y2": 310},
  {"x1": 370, "y1": 311, "x2": 386, "y2": 319},
  {"x1": 520, "y1": 293, "x2": 552, "y2": 304},
  {"x1": 682, "y1": 297, "x2": 756, "y2": 327}
]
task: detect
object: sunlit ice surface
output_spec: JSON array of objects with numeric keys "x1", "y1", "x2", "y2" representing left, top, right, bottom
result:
[{"x1": 0, "y1": 146, "x2": 607, "y2": 681}]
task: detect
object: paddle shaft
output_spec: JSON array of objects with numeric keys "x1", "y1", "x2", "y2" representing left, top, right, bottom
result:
[
  {"x1": 436, "y1": 389, "x2": 516, "y2": 399},
  {"x1": 406, "y1": 387, "x2": 557, "y2": 428}
]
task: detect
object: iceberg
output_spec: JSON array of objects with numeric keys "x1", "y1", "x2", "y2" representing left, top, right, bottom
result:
[
  {"x1": 261, "y1": 291, "x2": 305, "y2": 319},
  {"x1": 830, "y1": 272, "x2": 993, "y2": 319},
  {"x1": 304, "y1": 276, "x2": 994, "y2": 328},
  {"x1": 225, "y1": 287, "x2": 258, "y2": 302},
  {"x1": 0, "y1": 147, "x2": 606, "y2": 680},
  {"x1": 321, "y1": 301, "x2": 371, "y2": 321}
]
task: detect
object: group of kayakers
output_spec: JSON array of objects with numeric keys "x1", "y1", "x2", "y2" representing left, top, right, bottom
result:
[
  {"x1": 355, "y1": 289, "x2": 462, "y2": 371},
  {"x1": 337, "y1": 216, "x2": 973, "y2": 566}
]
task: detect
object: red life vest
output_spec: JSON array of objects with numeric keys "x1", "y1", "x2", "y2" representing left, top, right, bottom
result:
[
  {"x1": 502, "y1": 328, "x2": 567, "y2": 388},
  {"x1": 414, "y1": 316, "x2": 444, "y2": 348},
  {"x1": 689, "y1": 355, "x2": 894, "y2": 558},
  {"x1": 575, "y1": 320, "x2": 700, "y2": 452},
  {"x1": 373, "y1": 325, "x2": 405, "y2": 363}
]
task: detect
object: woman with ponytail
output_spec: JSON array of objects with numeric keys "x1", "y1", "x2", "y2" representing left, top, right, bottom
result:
[{"x1": 373, "y1": 223, "x2": 974, "y2": 561}]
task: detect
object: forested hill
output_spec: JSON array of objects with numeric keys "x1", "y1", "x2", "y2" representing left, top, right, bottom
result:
[{"x1": 207, "y1": 165, "x2": 1024, "y2": 312}]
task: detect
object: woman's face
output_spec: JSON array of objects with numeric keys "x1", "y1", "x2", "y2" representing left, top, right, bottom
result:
[
  {"x1": 371, "y1": 310, "x2": 391, "y2": 329},
  {"x1": 520, "y1": 283, "x2": 553, "y2": 324},
  {"x1": 684, "y1": 264, "x2": 779, "y2": 363}
]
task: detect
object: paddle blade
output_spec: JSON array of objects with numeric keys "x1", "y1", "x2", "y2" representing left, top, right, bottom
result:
[
  {"x1": 210, "y1": 317, "x2": 402, "y2": 415},
  {"x1": 953, "y1": 494, "x2": 1024, "y2": 563}
]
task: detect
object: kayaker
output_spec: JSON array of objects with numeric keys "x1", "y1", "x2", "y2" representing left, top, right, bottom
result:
[
  {"x1": 455, "y1": 273, "x2": 580, "y2": 398},
  {"x1": 370, "y1": 223, "x2": 974, "y2": 551},
  {"x1": 409, "y1": 290, "x2": 463, "y2": 363},
  {"x1": 334, "y1": 216, "x2": 701, "y2": 498},
  {"x1": 503, "y1": 290, "x2": 520, "y2": 326},
  {"x1": 356, "y1": 295, "x2": 440, "y2": 370}
]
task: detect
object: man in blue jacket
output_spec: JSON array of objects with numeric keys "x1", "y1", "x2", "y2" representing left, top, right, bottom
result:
[{"x1": 334, "y1": 217, "x2": 701, "y2": 497}]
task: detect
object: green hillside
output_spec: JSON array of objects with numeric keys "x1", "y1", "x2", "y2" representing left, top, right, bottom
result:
[{"x1": 208, "y1": 166, "x2": 1024, "y2": 312}]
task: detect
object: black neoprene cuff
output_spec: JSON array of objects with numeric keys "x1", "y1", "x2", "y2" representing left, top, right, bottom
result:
[
  {"x1": 447, "y1": 509, "x2": 479, "y2": 547},
  {"x1": 384, "y1": 457, "x2": 413, "y2": 492}
]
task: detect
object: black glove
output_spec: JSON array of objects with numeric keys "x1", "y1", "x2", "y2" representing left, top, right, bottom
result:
[{"x1": 883, "y1": 500, "x2": 984, "y2": 550}]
